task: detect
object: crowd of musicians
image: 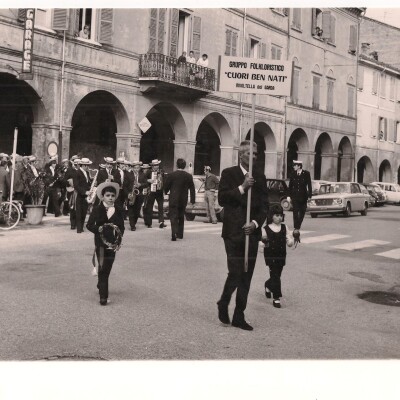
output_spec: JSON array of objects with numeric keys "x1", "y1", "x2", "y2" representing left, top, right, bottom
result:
[{"x1": 0, "y1": 152, "x2": 169, "y2": 233}]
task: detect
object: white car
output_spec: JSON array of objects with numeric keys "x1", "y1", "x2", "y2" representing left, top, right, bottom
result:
[{"x1": 371, "y1": 182, "x2": 400, "y2": 205}]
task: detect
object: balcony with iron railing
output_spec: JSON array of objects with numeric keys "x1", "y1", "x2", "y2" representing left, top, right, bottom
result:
[{"x1": 139, "y1": 53, "x2": 216, "y2": 99}]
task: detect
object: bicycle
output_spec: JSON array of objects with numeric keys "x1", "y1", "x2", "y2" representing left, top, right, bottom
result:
[{"x1": 0, "y1": 199, "x2": 22, "y2": 230}]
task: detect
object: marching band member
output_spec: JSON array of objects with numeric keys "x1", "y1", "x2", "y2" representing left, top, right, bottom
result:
[
  {"x1": 97, "y1": 157, "x2": 116, "y2": 185},
  {"x1": 59, "y1": 158, "x2": 70, "y2": 216},
  {"x1": 43, "y1": 155, "x2": 62, "y2": 217},
  {"x1": 87, "y1": 181, "x2": 125, "y2": 306},
  {"x1": 144, "y1": 159, "x2": 167, "y2": 229},
  {"x1": 73, "y1": 157, "x2": 93, "y2": 233},
  {"x1": 114, "y1": 157, "x2": 126, "y2": 210},
  {"x1": 62, "y1": 155, "x2": 80, "y2": 229},
  {"x1": 141, "y1": 163, "x2": 151, "y2": 227},
  {"x1": 125, "y1": 161, "x2": 148, "y2": 231}
]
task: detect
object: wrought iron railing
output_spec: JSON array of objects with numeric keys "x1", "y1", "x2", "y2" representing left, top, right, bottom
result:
[{"x1": 139, "y1": 53, "x2": 216, "y2": 92}]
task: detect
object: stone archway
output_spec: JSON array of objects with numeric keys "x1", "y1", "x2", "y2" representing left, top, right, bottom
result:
[
  {"x1": 337, "y1": 136, "x2": 353, "y2": 181},
  {"x1": 140, "y1": 102, "x2": 187, "y2": 173},
  {"x1": 194, "y1": 112, "x2": 232, "y2": 175},
  {"x1": 245, "y1": 122, "x2": 276, "y2": 176},
  {"x1": 70, "y1": 91, "x2": 129, "y2": 167},
  {"x1": 0, "y1": 72, "x2": 46, "y2": 156},
  {"x1": 357, "y1": 156, "x2": 374, "y2": 183},
  {"x1": 379, "y1": 159, "x2": 392, "y2": 182},
  {"x1": 287, "y1": 128, "x2": 309, "y2": 176},
  {"x1": 314, "y1": 132, "x2": 334, "y2": 180}
]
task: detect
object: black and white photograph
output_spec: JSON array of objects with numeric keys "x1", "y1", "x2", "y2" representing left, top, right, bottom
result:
[{"x1": 0, "y1": 2, "x2": 399, "y2": 399}]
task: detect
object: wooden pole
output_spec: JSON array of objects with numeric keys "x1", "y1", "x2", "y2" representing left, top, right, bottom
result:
[
  {"x1": 8, "y1": 127, "x2": 18, "y2": 218},
  {"x1": 244, "y1": 93, "x2": 256, "y2": 272}
]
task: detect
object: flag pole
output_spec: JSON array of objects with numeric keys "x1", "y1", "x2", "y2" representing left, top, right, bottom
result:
[{"x1": 244, "y1": 93, "x2": 256, "y2": 272}]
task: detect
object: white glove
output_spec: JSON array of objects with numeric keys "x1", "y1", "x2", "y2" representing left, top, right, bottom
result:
[{"x1": 287, "y1": 196, "x2": 291, "y2": 202}]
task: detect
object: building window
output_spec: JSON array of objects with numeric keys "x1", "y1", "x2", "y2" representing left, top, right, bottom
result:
[
  {"x1": 271, "y1": 44, "x2": 282, "y2": 60},
  {"x1": 77, "y1": 9, "x2": 98, "y2": 40},
  {"x1": 250, "y1": 37, "x2": 260, "y2": 58},
  {"x1": 225, "y1": 28, "x2": 238, "y2": 56},
  {"x1": 349, "y1": 25, "x2": 357, "y2": 54},
  {"x1": 327, "y1": 79, "x2": 334, "y2": 113},
  {"x1": 357, "y1": 66, "x2": 364, "y2": 91},
  {"x1": 328, "y1": 15, "x2": 336, "y2": 44},
  {"x1": 149, "y1": 8, "x2": 165, "y2": 53},
  {"x1": 292, "y1": 8, "x2": 301, "y2": 29},
  {"x1": 380, "y1": 74, "x2": 386, "y2": 98},
  {"x1": 311, "y1": 9, "x2": 323, "y2": 37},
  {"x1": 389, "y1": 77, "x2": 395, "y2": 101},
  {"x1": 312, "y1": 75, "x2": 320, "y2": 109},
  {"x1": 292, "y1": 68, "x2": 300, "y2": 104},
  {"x1": 35, "y1": 8, "x2": 52, "y2": 29},
  {"x1": 372, "y1": 71, "x2": 379, "y2": 95},
  {"x1": 379, "y1": 117, "x2": 387, "y2": 140},
  {"x1": 347, "y1": 85, "x2": 355, "y2": 117},
  {"x1": 396, "y1": 121, "x2": 400, "y2": 143}
]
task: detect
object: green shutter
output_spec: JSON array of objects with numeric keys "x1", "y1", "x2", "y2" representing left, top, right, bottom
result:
[
  {"x1": 158, "y1": 9, "x2": 165, "y2": 53},
  {"x1": 169, "y1": 8, "x2": 179, "y2": 58},
  {"x1": 52, "y1": 9, "x2": 69, "y2": 31},
  {"x1": 149, "y1": 9, "x2": 157, "y2": 53},
  {"x1": 99, "y1": 8, "x2": 113, "y2": 44},
  {"x1": 192, "y1": 16, "x2": 201, "y2": 60}
]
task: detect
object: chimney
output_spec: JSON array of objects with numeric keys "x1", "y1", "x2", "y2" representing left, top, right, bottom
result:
[
  {"x1": 361, "y1": 42, "x2": 370, "y2": 54},
  {"x1": 370, "y1": 51, "x2": 378, "y2": 61}
]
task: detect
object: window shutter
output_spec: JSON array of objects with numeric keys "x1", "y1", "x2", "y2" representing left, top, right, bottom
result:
[
  {"x1": 311, "y1": 9, "x2": 317, "y2": 35},
  {"x1": 169, "y1": 8, "x2": 179, "y2": 58},
  {"x1": 261, "y1": 43, "x2": 266, "y2": 59},
  {"x1": 191, "y1": 16, "x2": 201, "y2": 60},
  {"x1": 149, "y1": 8, "x2": 157, "y2": 53},
  {"x1": 357, "y1": 66, "x2": 364, "y2": 91},
  {"x1": 389, "y1": 77, "x2": 395, "y2": 100},
  {"x1": 18, "y1": 9, "x2": 26, "y2": 22},
  {"x1": 380, "y1": 74, "x2": 386, "y2": 98},
  {"x1": 292, "y1": 69, "x2": 299, "y2": 104},
  {"x1": 349, "y1": 25, "x2": 357, "y2": 52},
  {"x1": 384, "y1": 118, "x2": 388, "y2": 140},
  {"x1": 158, "y1": 9, "x2": 165, "y2": 53},
  {"x1": 395, "y1": 122, "x2": 399, "y2": 143},
  {"x1": 313, "y1": 76, "x2": 320, "y2": 109},
  {"x1": 271, "y1": 46, "x2": 277, "y2": 60},
  {"x1": 232, "y1": 32, "x2": 237, "y2": 56},
  {"x1": 68, "y1": 9, "x2": 79, "y2": 37},
  {"x1": 225, "y1": 29, "x2": 231, "y2": 56},
  {"x1": 372, "y1": 71, "x2": 378, "y2": 94},
  {"x1": 330, "y1": 15, "x2": 336, "y2": 43},
  {"x1": 293, "y1": 8, "x2": 301, "y2": 28},
  {"x1": 99, "y1": 9, "x2": 113, "y2": 44},
  {"x1": 277, "y1": 47, "x2": 282, "y2": 60},
  {"x1": 388, "y1": 119, "x2": 394, "y2": 141},
  {"x1": 371, "y1": 113, "x2": 377, "y2": 137},
  {"x1": 244, "y1": 38, "x2": 250, "y2": 57},
  {"x1": 348, "y1": 86, "x2": 354, "y2": 117},
  {"x1": 52, "y1": 9, "x2": 69, "y2": 31},
  {"x1": 322, "y1": 11, "x2": 331, "y2": 39}
]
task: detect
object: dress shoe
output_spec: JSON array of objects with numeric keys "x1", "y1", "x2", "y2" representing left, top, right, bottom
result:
[
  {"x1": 171, "y1": 235, "x2": 177, "y2": 241},
  {"x1": 159, "y1": 222, "x2": 167, "y2": 228},
  {"x1": 212, "y1": 221, "x2": 218, "y2": 224},
  {"x1": 232, "y1": 320, "x2": 253, "y2": 331},
  {"x1": 203, "y1": 220, "x2": 211, "y2": 223},
  {"x1": 217, "y1": 302, "x2": 230, "y2": 324},
  {"x1": 177, "y1": 235, "x2": 183, "y2": 239},
  {"x1": 147, "y1": 225, "x2": 152, "y2": 228},
  {"x1": 100, "y1": 298, "x2": 108, "y2": 306},
  {"x1": 273, "y1": 300, "x2": 281, "y2": 308},
  {"x1": 264, "y1": 282, "x2": 272, "y2": 299},
  {"x1": 131, "y1": 226, "x2": 136, "y2": 231},
  {"x1": 77, "y1": 230, "x2": 83, "y2": 233}
]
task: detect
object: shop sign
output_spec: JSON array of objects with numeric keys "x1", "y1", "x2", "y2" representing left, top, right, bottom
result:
[{"x1": 22, "y1": 9, "x2": 35, "y2": 77}]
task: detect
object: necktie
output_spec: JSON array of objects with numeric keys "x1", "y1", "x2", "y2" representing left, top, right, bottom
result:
[{"x1": 104, "y1": 205, "x2": 115, "y2": 219}]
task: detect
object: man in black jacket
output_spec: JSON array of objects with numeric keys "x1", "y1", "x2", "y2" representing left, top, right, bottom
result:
[
  {"x1": 288, "y1": 160, "x2": 312, "y2": 244},
  {"x1": 217, "y1": 140, "x2": 268, "y2": 331},
  {"x1": 164, "y1": 158, "x2": 195, "y2": 241},
  {"x1": 73, "y1": 157, "x2": 92, "y2": 233}
]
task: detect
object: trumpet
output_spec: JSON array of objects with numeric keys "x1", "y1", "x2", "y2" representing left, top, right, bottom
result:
[
  {"x1": 127, "y1": 186, "x2": 140, "y2": 206},
  {"x1": 86, "y1": 169, "x2": 99, "y2": 204}
]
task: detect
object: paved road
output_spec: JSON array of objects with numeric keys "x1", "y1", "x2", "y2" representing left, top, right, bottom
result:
[{"x1": 0, "y1": 204, "x2": 399, "y2": 361}]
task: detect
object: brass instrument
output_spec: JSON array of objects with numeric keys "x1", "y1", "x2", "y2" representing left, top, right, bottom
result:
[
  {"x1": 86, "y1": 169, "x2": 99, "y2": 204},
  {"x1": 150, "y1": 171, "x2": 157, "y2": 192},
  {"x1": 127, "y1": 186, "x2": 140, "y2": 206}
]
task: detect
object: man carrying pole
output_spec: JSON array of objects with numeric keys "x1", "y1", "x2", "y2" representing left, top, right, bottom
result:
[{"x1": 217, "y1": 139, "x2": 268, "y2": 331}]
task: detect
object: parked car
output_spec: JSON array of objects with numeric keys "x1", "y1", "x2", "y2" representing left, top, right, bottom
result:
[
  {"x1": 311, "y1": 180, "x2": 331, "y2": 196},
  {"x1": 266, "y1": 178, "x2": 292, "y2": 211},
  {"x1": 307, "y1": 182, "x2": 370, "y2": 218},
  {"x1": 371, "y1": 182, "x2": 400, "y2": 205},
  {"x1": 362, "y1": 183, "x2": 387, "y2": 206},
  {"x1": 359, "y1": 184, "x2": 375, "y2": 207},
  {"x1": 183, "y1": 175, "x2": 223, "y2": 221}
]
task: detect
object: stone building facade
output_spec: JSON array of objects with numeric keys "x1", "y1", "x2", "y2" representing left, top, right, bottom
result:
[{"x1": 0, "y1": 7, "x2": 363, "y2": 179}]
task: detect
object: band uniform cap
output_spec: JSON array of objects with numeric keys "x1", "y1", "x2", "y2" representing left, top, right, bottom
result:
[
  {"x1": 116, "y1": 157, "x2": 125, "y2": 164},
  {"x1": 292, "y1": 160, "x2": 303, "y2": 165},
  {"x1": 150, "y1": 159, "x2": 161, "y2": 165},
  {"x1": 141, "y1": 164, "x2": 150, "y2": 169},
  {"x1": 0, "y1": 153, "x2": 9, "y2": 159},
  {"x1": 61, "y1": 158, "x2": 69, "y2": 163},
  {"x1": 28, "y1": 155, "x2": 37, "y2": 162},
  {"x1": 104, "y1": 157, "x2": 116, "y2": 164},
  {"x1": 96, "y1": 181, "x2": 120, "y2": 201},
  {"x1": 132, "y1": 161, "x2": 142, "y2": 166},
  {"x1": 49, "y1": 155, "x2": 58, "y2": 162},
  {"x1": 79, "y1": 157, "x2": 92, "y2": 165},
  {"x1": 124, "y1": 160, "x2": 134, "y2": 166},
  {"x1": 99, "y1": 163, "x2": 107, "y2": 169}
]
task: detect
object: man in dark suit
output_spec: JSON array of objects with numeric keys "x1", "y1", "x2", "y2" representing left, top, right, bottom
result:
[
  {"x1": 62, "y1": 156, "x2": 80, "y2": 229},
  {"x1": 217, "y1": 140, "x2": 268, "y2": 331},
  {"x1": 43, "y1": 156, "x2": 62, "y2": 217},
  {"x1": 97, "y1": 157, "x2": 116, "y2": 186},
  {"x1": 73, "y1": 157, "x2": 92, "y2": 233},
  {"x1": 164, "y1": 158, "x2": 195, "y2": 241},
  {"x1": 288, "y1": 159, "x2": 312, "y2": 243}
]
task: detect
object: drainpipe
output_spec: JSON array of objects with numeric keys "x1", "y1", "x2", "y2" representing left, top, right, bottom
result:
[
  {"x1": 238, "y1": 8, "x2": 247, "y2": 144},
  {"x1": 58, "y1": 31, "x2": 66, "y2": 163},
  {"x1": 376, "y1": 65, "x2": 387, "y2": 181},
  {"x1": 283, "y1": 8, "x2": 291, "y2": 179}
]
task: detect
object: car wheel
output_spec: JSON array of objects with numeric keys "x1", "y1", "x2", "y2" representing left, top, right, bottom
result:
[
  {"x1": 185, "y1": 213, "x2": 195, "y2": 221},
  {"x1": 216, "y1": 208, "x2": 224, "y2": 222},
  {"x1": 280, "y1": 198, "x2": 291, "y2": 211},
  {"x1": 310, "y1": 213, "x2": 318, "y2": 218},
  {"x1": 360, "y1": 202, "x2": 368, "y2": 216},
  {"x1": 344, "y1": 203, "x2": 351, "y2": 217}
]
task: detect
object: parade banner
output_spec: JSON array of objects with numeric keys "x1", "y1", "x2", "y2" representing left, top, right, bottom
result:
[
  {"x1": 217, "y1": 56, "x2": 293, "y2": 96},
  {"x1": 21, "y1": 9, "x2": 35, "y2": 78}
]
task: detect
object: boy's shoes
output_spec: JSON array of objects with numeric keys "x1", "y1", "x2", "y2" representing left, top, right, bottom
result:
[
  {"x1": 264, "y1": 282, "x2": 272, "y2": 298},
  {"x1": 231, "y1": 319, "x2": 253, "y2": 331},
  {"x1": 273, "y1": 300, "x2": 281, "y2": 308},
  {"x1": 100, "y1": 298, "x2": 108, "y2": 306},
  {"x1": 159, "y1": 222, "x2": 167, "y2": 228}
]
